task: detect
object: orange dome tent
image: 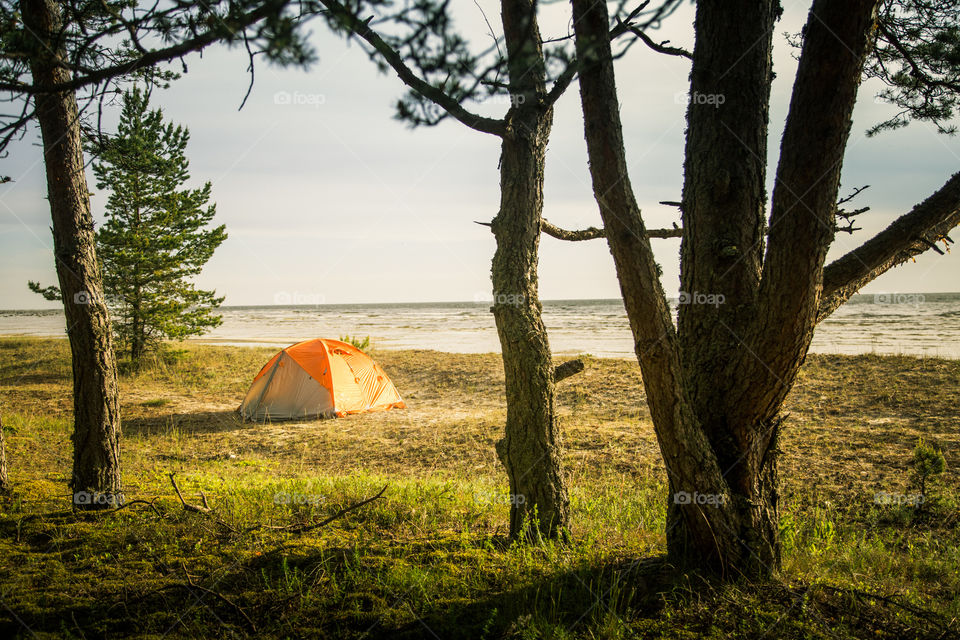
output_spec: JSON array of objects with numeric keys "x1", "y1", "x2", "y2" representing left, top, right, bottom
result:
[{"x1": 240, "y1": 338, "x2": 405, "y2": 421}]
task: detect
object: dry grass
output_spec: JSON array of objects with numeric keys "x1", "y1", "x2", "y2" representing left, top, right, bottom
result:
[
  {"x1": 3, "y1": 338, "x2": 958, "y2": 512},
  {"x1": 0, "y1": 337, "x2": 958, "y2": 639}
]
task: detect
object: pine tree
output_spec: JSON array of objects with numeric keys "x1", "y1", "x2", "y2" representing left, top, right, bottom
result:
[{"x1": 93, "y1": 87, "x2": 226, "y2": 365}]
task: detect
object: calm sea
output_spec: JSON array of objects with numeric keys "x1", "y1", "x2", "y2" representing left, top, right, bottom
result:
[{"x1": 3, "y1": 293, "x2": 959, "y2": 359}]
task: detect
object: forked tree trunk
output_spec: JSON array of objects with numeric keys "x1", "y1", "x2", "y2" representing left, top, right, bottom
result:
[
  {"x1": 492, "y1": 0, "x2": 569, "y2": 540},
  {"x1": 572, "y1": 0, "x2": 879, "y2": 578},
  {"x1": 572, "y1": 0, "x2": 739, "y2": 575},
  {"x1": 672, "y1": 0, "x2": 781, "y2": 576},
  {"x1": 23, "y1": 0, "x2": 123, "y2": 509}
]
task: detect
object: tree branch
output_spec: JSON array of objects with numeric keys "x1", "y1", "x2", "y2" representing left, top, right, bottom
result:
[
  {"x1": 628, "y1": 27, "x2": 691, "y2": 59},
  {"x1": 818, "y1": 171, "x2": 960, "y2": 321},
  {"x1": 541, "y1": 219, "x2": 681, "y2": 241},
  {"x1": 554, "y1": 358, "x2": 584, "y2": 382},
  {"x1": 545, "y1": 1, "x2": 689, "y2": 108},
  {"x1": 319, "y1": 0, "x2": 505, "y2": 136},
  {"x1": 0, "y1": 0, "x2": 294, "y2": 95},
  {"x1": 746, "y1": 0, "x2": 879, "y2": 422},
  {"x1": 876, "y1": 21, "x2": 960, "y2": 93}
]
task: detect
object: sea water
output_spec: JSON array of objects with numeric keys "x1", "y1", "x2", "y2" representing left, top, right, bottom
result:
[{"x1": 3, "y1": 293, "x2": 958, "y2": 359}]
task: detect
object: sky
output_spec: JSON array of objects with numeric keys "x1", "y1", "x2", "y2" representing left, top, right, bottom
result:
[{"x1": 2, "y1": 0, "x2": 958, "y2": 310}]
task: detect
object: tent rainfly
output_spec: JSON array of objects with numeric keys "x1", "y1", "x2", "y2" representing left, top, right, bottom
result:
[{"x1": 240, "y1": 338, "x2": 405, "y2": 421}]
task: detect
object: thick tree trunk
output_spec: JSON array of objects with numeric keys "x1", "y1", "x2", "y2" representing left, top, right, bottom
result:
[
  {"x1": 23, "y1": 0, "x2": 123, "y2": 509},
  {"x1": 672, "y1": 0, "x2": 782, "y2": 576},
  {"x1": 744, "y1": 0, "x2": 880, "y2": 422},
  {"x1": 571, "y1": 0, "x2": 743, "y2": 575},
  {"x1": 492, "y1": 0, "x2": 569, "y2": 541},
  {"x1": 572, "y1": 0, "x2": 881, "y2": 578}
]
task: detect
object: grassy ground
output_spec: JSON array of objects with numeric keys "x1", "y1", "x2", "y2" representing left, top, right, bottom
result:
[{"x1": 0, "y1": 337, "x2": 958, "y2": 638}]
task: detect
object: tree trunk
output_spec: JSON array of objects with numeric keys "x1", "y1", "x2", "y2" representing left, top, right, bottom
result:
[
  {"x1": 0, "y1": 416, "x2": 10, "y2": 494},
  {"x1": 672, "y1": 0, "x2": 782, "y2": 577},
  {"x1": 571, "y1": 0, "x2": 743, "y2": 575},
  {"x1": 131, "y1": 295, "x2": 143, "y2": 366},
  {"x1": 492, "y1": 0, "x2": 569, "y2": 541},
  {"x1": 573, "y1": 0, "x2": 881, "y2": 578},
  {"x1": 23, "y1": 0, "x2": 123, "y2": 509}
]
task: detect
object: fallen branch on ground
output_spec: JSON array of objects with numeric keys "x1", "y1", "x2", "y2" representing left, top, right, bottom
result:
[
  {"x1": 555, "y1": 359, "x2": 585, "y2": 382},
  {"x1": 247, "y1": 485, "x2": 388, "y2": 535},
  {"x1": 103, "y1": 498, "x2": 163, "y2": 518},
  {"x1": 168, "y1": 473, "x2": 236, "y2": 532},
  {"x1": 168, "y1": 473, "x2": 212, "y2": 514}
]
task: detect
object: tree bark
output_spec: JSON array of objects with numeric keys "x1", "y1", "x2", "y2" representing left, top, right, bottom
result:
[
  {"x1": 743, "y1": 0, "x2": 880, "y2": 426},
  {"x1": 673, "y1": 0, "x2": 783, "y2": 577},
  {"x1": 491, "y1": 0, "x2": 569, "y2": 541},
  {"x1": 571, "y1": 0, "x2": 744, "y2": 576},
  {"x1": 0, "y1": 416, "x2": 10, "y2": 494},
  {"x1": 319, "y1": 0, "x2": 569, "y2": 541},
  {"x1": 23, "y1": 0, "x2": 123, "y2": 509},
  {"x1": 572, "y1": 0, "x2": 888, "y2": 578}
]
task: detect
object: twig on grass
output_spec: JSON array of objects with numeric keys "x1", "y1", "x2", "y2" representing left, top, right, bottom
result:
[
  {"x1": 817, "y1": 584, "x2": 952, "y2": 633},
  {"x1": 168, "y1": 473, "x2": 236, "y2": 533},
  {"x1": 104, "y1": 498, "x2": 163, "y2": 518},
  {"x1": 247, "y1": 485, "x2": 388, "y2": 535},
  {"x1": 181, "y1": 561, "x2": 257, "y2": 633},
  {"x1": 169, "y1": 473, "x2": 212, "y2": 514}
]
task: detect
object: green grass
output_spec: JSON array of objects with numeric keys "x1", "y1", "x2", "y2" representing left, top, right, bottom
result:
[{"x1": 0, "y1": 337, "x2": 958, "y2": 638}]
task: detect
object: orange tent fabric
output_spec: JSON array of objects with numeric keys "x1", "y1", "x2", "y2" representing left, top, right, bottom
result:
[{"x1": 240, "y1": 338, "x2": 405, "y2": 421}]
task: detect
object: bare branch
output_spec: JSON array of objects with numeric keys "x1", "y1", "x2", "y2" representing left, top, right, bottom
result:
[
  {"x1": 628, "y1": 27, "x2": 691, "y2": 59},
  {"x1": 319, "y1": 0, "x2": 505, "y2": 136},
  {"x1": 168, "y1": 473, "x2": 212, "y2": 514},
  {"x1": 837, "y1": 184, "x2": 870, "y2": 207},
  {"x1": 818, "y1": 171, "x2": 960, "y2": 321},
  {"x1": 545, "y1": 1, "x2": 687, "y2": 108},
  {"x1": 554, "y1": 358, "x2": 585, "y2": 382},
  {"x1": 541, "y1": 218, "x2": 681, "y2": 240},
  {"x1": 276, "y1": 485, "x2": 387, "y2": 535}
]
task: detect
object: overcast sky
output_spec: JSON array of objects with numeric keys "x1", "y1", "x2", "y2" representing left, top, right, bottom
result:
[{"x1": 2, "y1": 1, "x2": 958, "y2": 310}]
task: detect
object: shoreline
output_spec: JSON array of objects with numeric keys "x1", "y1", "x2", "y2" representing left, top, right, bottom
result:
[
  {"x1": 3, "y1": 332, "x2": 959, "y2": 361},
  {"x1": 5, "y1": 293, "x2": 960, "y2": 358}
]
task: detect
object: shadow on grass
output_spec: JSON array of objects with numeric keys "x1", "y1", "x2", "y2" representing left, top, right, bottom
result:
[
  {"x1": 123, "y1": 410, "x2": 248, "y2": 436},
  {"x1": 389, "y1": 555, "x2": 674, "y2": 640},
  {"x1": 0, "y1": 368, "x2": 70, "y2": 386},
  {"x1": 0, "y1": 540, "x2": 954, "y2": 639}
]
